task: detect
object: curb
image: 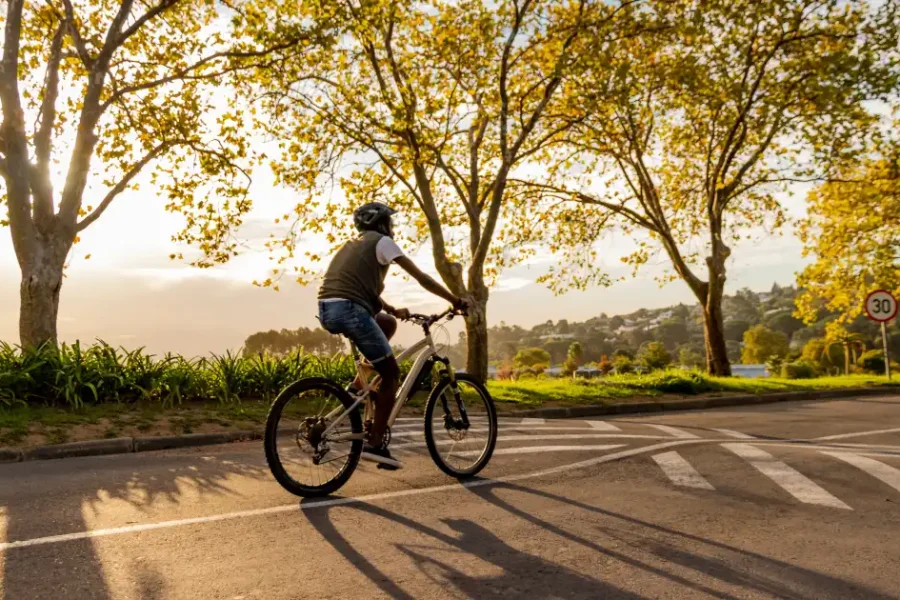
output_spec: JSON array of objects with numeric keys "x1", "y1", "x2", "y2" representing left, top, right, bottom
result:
[
  {"x1": 133, "y1": 430, "x2": 261, "y2": 453},
  {"x1": 0, "y1": 386, "x2": 897, "y2": 464},
  {"x1": 498, "y1": 386, "x2": 899, "y2": 418}
]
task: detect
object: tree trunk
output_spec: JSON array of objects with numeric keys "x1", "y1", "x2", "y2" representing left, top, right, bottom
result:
[
  {"x1": 701, "y1": 300, "x2": 732, "y2": 376},
  {"x1": 18, "y1": 242, "x2": 67, "y2": 348},
  {"x1": 464, "y1": 295, "x2": 489, "y2": 383}
]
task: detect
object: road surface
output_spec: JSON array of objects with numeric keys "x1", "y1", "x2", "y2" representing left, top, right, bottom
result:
[{"x1": 2, "y1": 394, "x2": 900, "y2": 599}]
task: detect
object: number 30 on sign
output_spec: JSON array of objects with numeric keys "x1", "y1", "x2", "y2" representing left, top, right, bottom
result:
[{"x1": 865, "y1": 290, "x2": 898, "y2": 322}]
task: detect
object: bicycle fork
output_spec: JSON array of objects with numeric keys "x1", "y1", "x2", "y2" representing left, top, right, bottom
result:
[{"x1": 436, "y1": 357, "x2": 470, "y2": 430}]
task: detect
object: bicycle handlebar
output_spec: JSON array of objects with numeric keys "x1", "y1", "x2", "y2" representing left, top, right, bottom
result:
[{"x1": 403, "y1": 306, "x2": 465, "y2": 328}]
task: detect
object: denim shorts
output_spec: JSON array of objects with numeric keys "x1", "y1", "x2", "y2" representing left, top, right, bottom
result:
[{"x1": 318, "y1": 299, "x2": 393, "y2": 364}]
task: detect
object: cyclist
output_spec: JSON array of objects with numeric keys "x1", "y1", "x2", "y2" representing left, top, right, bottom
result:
[{"x1": 318, "y1": 201, "x2": 465, "y2": 470}]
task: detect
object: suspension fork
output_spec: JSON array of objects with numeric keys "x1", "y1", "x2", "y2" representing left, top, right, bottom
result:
[{"x1": 435, "y1": 357, "x2": 470, "y2": 429}]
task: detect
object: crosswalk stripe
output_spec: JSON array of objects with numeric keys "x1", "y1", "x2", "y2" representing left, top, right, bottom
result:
[
  {"x1": 587, "y1": 421, "x2": 621, "y2": 431},
  {"x1": 451, "y1": 444, "x2": 626, "y2": 458},
  {"x1": 645, "y1": 424, "x2": 699, "y2": 439},
  {"x1": 711, "y1": 428, "x2": 755, "y2": 439},
  {"x1": 652, "y1": 451, "x2": 714, "y2": 490},
  {"x1": 723, "y1": 443, "x2": 851, "y2": 510},
  {"x1": 823, "y1": 452, "x2": 900, "y2": 494},
  {"x1": 814, "y1": 427, "x2": 900, "y2": 441},
  {"x1": 521, "y1": 418, "x2": 546, "y2": 425}
]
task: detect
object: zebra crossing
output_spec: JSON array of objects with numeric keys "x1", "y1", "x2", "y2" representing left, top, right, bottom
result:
[{"x1": 390, "y1": 415, "x2": 900, "y2": 511}]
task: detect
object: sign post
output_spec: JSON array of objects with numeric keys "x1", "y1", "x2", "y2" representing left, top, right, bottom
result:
[{"x1": 864, "y1": 290, "x2": 897, "y2": 379}]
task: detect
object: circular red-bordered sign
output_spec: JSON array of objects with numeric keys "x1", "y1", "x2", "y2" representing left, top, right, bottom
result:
[{"x1": 865, "y1": 289, "x2": 898, "y2": 323}]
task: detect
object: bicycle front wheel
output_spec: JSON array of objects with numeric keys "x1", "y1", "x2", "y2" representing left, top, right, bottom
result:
[
  {"x1": 265, "y1": 377, "x2": 363, "y2": 497},
  {"x1": 424, "y1": 373, "x2": 497, "y2": 478}
]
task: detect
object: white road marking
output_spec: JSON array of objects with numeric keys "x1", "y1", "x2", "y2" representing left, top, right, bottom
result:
[
  {"x1": 723, "y1": 443, "x2": 851, "y2": 510},
  {"x1": 521, "y1": 418, "x2": 546, "y2": 425},
  {"x1": 823, "y1": 452, "x2": 900, "y2": 494},
  {"x1": 652, "y1": 451, "x2": 714, "y2": 490},
  {"x1": 0, "y1": 439, "x2": 700, "y2": 552},
  {"x1": 711, "y1": 429, "x2": 755, "y2": 439},
  {"x1": 390, "y1": 425, "x2": 637, "y2": 438},
  {"x1": 391, "y1": 433, "x2": 670, "y2": 449},
  {"x1": 814, "y1": 428, "x2": 900, "y2": 442},
  {"x1": 750, "y1": 443, "x2": 900, "y2": 458},
  {"x1": 587, "y1": 421, "x2": 621, "y2": 431},
  {"x1": 453, "y1": 444, "x2": 626, "y2": 458},
  {"x1": 645, "y1": 424, "x2": 700, "y2": 439}
]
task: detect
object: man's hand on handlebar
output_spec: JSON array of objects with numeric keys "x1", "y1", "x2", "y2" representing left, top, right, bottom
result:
[
  {"x1": 453, "y1": 297, "x2": 469, "y2": 316},
  {"x1": 392, "y1": 307, "x2": 411, "y2": 320}
]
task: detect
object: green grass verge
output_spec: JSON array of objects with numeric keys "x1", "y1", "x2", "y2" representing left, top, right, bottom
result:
[
  {"x1": 486, "y1": 371, "x2": 898, "y2": 406},
  {"x1": 1, "y1": 371, "x2": 895, "y2": 448}
]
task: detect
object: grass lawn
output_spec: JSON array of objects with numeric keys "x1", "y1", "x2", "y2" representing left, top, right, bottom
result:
[{"x1": 1, "y1": 372, "x2": 896, "y2": 449}]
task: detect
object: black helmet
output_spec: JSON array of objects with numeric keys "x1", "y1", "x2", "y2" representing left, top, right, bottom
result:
[{"x1": 353, "y1": 202, "x2": 396, "y2": 236}]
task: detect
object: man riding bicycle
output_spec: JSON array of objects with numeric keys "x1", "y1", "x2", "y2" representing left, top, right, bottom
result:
[{"x1": 318, "y1": 202, "x2": 466, "y2": 470}]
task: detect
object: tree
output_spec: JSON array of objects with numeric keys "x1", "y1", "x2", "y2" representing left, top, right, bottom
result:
[
  {"x1": 524, "y1": 0, "x2": 898, "y2": 376},
  {"x1": 800, "y1": 337, "x2": 843, "y2": 375},
  {"x1": 741, "y1": 325, "x2": 788, "y2": 364},
  {"x1": 825, "y1": 325, "x2": 867, "y2": 375},
  {"x1": 656, "y1": 318, "x2": 688, "y2": 348},
  {"x1": 796, "y1": 157, "x2": 900, "y2": 327},
  {"x1": 513, "y1": 347, "x2": 551, "y2": 369},
  {"x1": 243, "y1": 0, "x2": 643, "y2": 382},
  {"x1": 764, "y1": 310, "x2": 805, "y2": 340},
  {"x1": 0, "y1": 0, "x2": 318, "y2": 347},
  {"x1": 561, "y1": 341, "x2": 584, "y2": 376},
  {"x1": 724, "y1": 319, "x2": 751, "y2": 343},
  {"x1": 637, "y1": 341, "x2": 671, "y2": 371}
]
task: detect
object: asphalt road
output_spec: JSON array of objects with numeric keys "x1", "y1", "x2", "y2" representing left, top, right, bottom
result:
[{"x1": 2, "y1": 395, "x2": 900, "y2": 599}]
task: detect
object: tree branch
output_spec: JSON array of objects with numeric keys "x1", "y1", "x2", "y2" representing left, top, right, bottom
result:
[
  {"x1": 59, "y1": 0, "x2": 95, "y2": 69},
  {"x1": 31, "y1": 24, "x2": 66, "y2": 226},
  {"x1": 75, "y1": 141, "x2": 171, "y2": 232},
  {"x1": 116, "y1": 0, "x2": 179, "y2": 47}
]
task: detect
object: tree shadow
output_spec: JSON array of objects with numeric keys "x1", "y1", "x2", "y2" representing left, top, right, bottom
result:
[
  {"x1": 0, "y1": 444, "x2": 269, "y2": 600},
  {"x1": 302, "y1": 477, "x2": 896, "y2": 600},
  {"x1": 302, "y1": 497, "x2": 645, "y2": 600}
]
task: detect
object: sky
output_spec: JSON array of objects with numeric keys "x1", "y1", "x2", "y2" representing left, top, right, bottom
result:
[{"x1": 0, "y1": 159, "x2": 811, "y2": 356}]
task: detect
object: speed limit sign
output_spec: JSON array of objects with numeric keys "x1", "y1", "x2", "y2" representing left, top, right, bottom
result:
[{"x1": 866, "y1": 290, "x2": 898, "y2": 322}]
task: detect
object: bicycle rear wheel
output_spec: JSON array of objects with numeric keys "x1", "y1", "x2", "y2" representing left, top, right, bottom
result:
[
  {"x1": 424, "y1": 373, "x2": 497, "y2": 478},
  {"x1": 265, "y1": 377, "x2": 363, "y2": 497}
]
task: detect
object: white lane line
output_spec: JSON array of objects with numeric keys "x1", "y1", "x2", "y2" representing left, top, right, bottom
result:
[
  {"x1": 520, "y1": 418, "x2": 546, "y2": 425},
  {"x1": 814, "y1": 428, "x2": 900, "y2": 442},
  {"x1": 392, "y1": 433, "x2": 670, "y2": 449},
  {"x1": 822, "y1": 452, "x2": 900, "y2": 494},
  {"x1": 723, "y1": 443, "x2": 851, "y2": 510},
  {"x1": 453, "y1": 444, "x2": 626, "y2": 458},
  {"x1": 652, "y1": 451, "x2": 714, "y2": 490},
  {"x1": 587, "y1": 421, "x2": 621, "y2": 431},
  {"x1": 0, "y1": 439, "x2": 700, "y2": 552},
  {"x1": 711, "y1": 429, "x2": 755, "y2": 439},
  {"x1": 750, "y1": 443, "x2": 900, "y2": 457},
  {"x1": 645, "y1": 424, "x2": 700, "y2": 439}
]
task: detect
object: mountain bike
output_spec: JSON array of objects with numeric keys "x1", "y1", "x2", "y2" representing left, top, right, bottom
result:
[{"x1": 264, "y1": 307, "x2": 498, "y2": 497}]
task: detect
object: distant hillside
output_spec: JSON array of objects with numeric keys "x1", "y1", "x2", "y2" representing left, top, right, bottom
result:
[{"x1": 486, "y1": 284, "x2": 899, "y2": 366}]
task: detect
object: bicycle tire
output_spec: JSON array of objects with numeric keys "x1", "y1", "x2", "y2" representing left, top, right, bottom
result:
[
  {"x1": 264, "y1": 377, "x2": 363, "y2": 497},
  {"x1": 423, "y1": 373, "x2": 498, "y2": 478}
]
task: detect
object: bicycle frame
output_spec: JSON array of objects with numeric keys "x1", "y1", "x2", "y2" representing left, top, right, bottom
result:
[{"x1": 320, "y1": 325, "x2": 451, "y2": 441}]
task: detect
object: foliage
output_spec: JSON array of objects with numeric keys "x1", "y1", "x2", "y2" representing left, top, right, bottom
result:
[
  {"x1": 780, "y1": 362, "x2": 817, "y2": 380},
  {"x1": 596, "y1": 355, "x2": 614, "y2": 375},
  {"x1": 0, "y1": 341, "x2": 379, "y2": 409},
  {"x1": 514, "y1": 347, "x2": 552, "y2": 369},
  {"x1": 800, "y1": 338, "x2": 844, "y2": 375},
  {"x1": 858, "y1": 350, "x2": 887, "y2": 375},
  {"x1": 678, "y1": 347, "x2": 704, "y2": 369},
  {"x1": 741, "y1": 325, "x2": 789, "y2": 364},
  {"x1": 561, "y1": 342, "x2": 584, "y2": 376},
  {"x1": 612, "y1": 355, "x2": 634, "y2": 374},
  {"x1": 637, "y1": 341, "x2": 671, "y2": 371},
  {"x1": 797, "y1": 157, "x2": 900, "y2": 327},
  {"x1": 243, "y1": 326, "x2": 345, "y2": 356}
]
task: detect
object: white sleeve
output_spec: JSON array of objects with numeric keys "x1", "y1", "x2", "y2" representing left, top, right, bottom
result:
[{"x1": 375, "y1": 236, "x2": 405, "y2": 266}]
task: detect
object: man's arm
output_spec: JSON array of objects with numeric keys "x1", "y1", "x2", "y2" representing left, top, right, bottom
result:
[{"x1": 394, "y1": 256, "x2": 460, "y2": 306}]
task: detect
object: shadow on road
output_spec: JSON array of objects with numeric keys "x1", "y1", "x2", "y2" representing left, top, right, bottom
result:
[
  {"x1": 303, "y1": 478, "x2": 895, "y2": 600},
  {"x1": 0, "y1": 446, "x2": 268, "y2": 600}
]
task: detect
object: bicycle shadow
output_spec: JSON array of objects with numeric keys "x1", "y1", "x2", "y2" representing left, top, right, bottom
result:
[
  {"x1": 302, "y1": 477, "x2": 896, "y2": 600},
  {"x1": 0, "y1": 445, "x2": 269, "y2": 600}
]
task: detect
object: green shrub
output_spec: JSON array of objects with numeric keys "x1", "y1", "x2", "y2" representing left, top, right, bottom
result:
[
  {"x1": 858, "y1": 350, "x2": 886, "y2": 374},
  {"x1": 781, "y1": 362, "x2": 816, "y2": 380}
]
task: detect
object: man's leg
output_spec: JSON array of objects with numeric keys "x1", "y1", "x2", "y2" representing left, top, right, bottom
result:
[
  {"x1": 369, "y1": 355, "x2": 400, "y2": 448},
  {"x1": 353, "y1": 312, "x2": 397, "y2": 391}
]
